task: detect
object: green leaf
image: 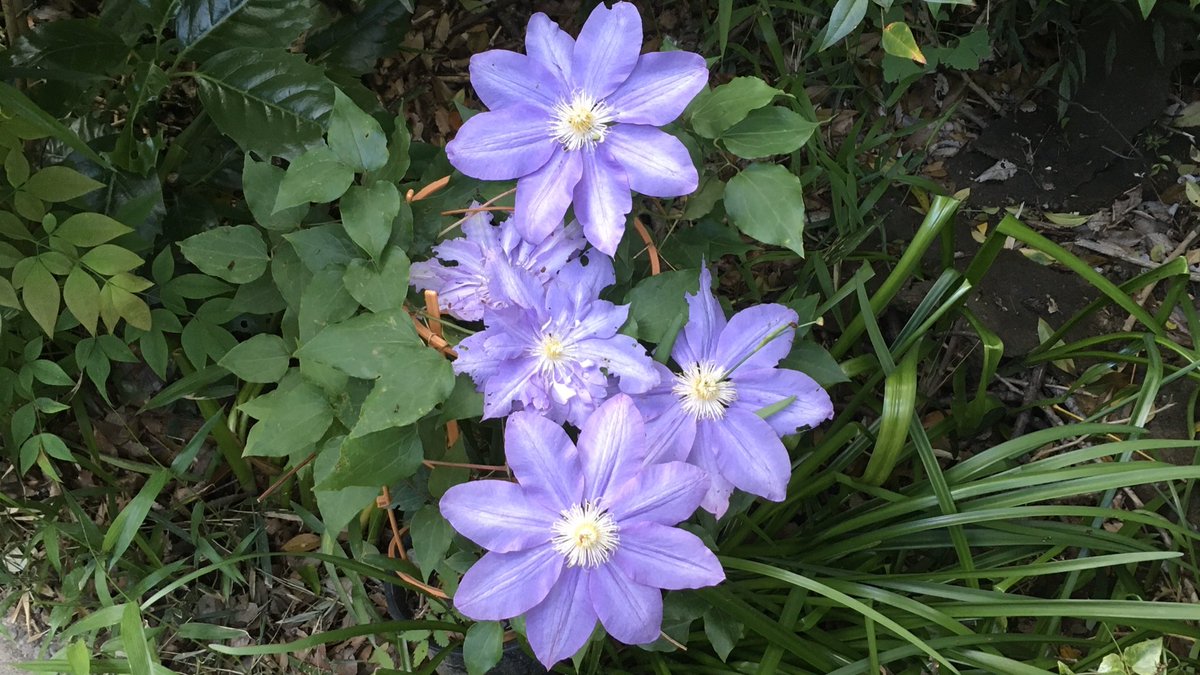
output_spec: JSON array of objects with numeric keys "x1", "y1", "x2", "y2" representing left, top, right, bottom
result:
[
  {"x1": 703, "y1": 609, "x2": 743, "y2": 662},
  {"x1": 352, "y1": 353, "x2": 454, "y2": 437},
  {"x1": 243, "y1": 155, "x2": 308, "y2": 232},
  {"x1": 625, "y1": 269, "x2": 698, "y2": 343},
  {"x1": 0, "y1": 276, "x2": 20, "y2": 308},
  {"x1": 781, "y1": 341, "x2": 849, "y2": 388},
  {"x1": 316, "y1": 426, "x2": 423, "y2": 491},
  {"x1": 1137, "y1": 0, "x2": 1157, "y2": 19},
  {"x1": 304, "y1": 0, "x2": 411, "y2": 75},
  {"x1": 218, "y1": 334, "x2": 291, "y2": 383},
  {"x1": 312, "y1": 439, "x2": 381, "y2": 535},
  {"x1": 5, "y1": 146, "x2": 29, "y2": 186},
  {"x1": 22, "y1": 261, "x2": 60, "y2": 335},
  {"x1": 11, "y1": 18, "x2": 129, "y2": 75},
  {"x1": 284, "y1": 223, "x2": 359, "y2": 272},
  {"x1": 0, "y1": 83, "x2": 110, "y2": 169},
  {"x1": 23, "y1": 166, "x2": 105, "y2": 202},
  {"x1": 240, "y1": 373, "x2": 333, "y2": 457},
  {"x1": 196, "y1": 48, "x2": 334, "y2": 158},
  {"x1": 274, "y1": 145, "x2": 356, "y2": 210},
  {"x1": 14, "y1": 191, "x2": 45, "y2": 221},
  {"x1": 29, "y1": 360, "x2": 73, "y2": 386},
  {"x1": 55, "y1": 213, "x2": 133, "y2": 247},
  {"x1": 328, "y1": 89, "x2": 388, "y2": 172},
  {"x1": 724, "y1": 163, "x2": 806, "y2": 257},
  {"x1": 120, "y1": 603, "x2": 153, "y2": 675},
  {"x1": 463, "y1": 622, "x2": 504, "y2": 675},
  {"x1": 103, "y1": 470, "x2": 171, "y2": 563},
  {"x1": 80, "y1": 245, "x2": 144, "y2": 275},
  {"x1": 688, "y1": 77, "x2": 782, "y2": 139},
  {"x1": 296, "y1": 309, "x2": 423, "y2": 379},
  {"x1": 721, "y1": 106, "x2": 818, "y2": 159},
  {"x1": 819, "y1": 0, "x2": 869, "y2": 50},
  {"x1": 1124, "y1": 637, "x2": 1163, "y2": 675},
  {"x1": 178, "y1": 225, "x2": 269, "y2": 284},
  {"x1": 342, "y1": 247, "x2": 410, "y2": 312},
  {"x1": 100, "y1": 281, "x2": 152, "y2": 331},
  {"x1": 881, "y1": 21, "x2": 927, "y2": 64},
  {"x1": 177, "y1": 0, "x2": 316, "y2": 60},
  {"x1": 66, "y1": 641, "x2": 90, "y2": 675},
  {"x1": 409, "y1": 505, "x2": 453, "y2": 581},
  {"x1": 340, "y1": 182, "x2": 400, "y2": 259},
  {"x1": 368, "y1": 115, "x2": 412, "y2": 184}
]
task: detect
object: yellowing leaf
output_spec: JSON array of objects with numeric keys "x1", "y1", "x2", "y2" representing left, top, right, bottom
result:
[
  {"x1": 1043, "y1": 212, "x2": 1092, "y2": 227},
  {"x1": 882, "y1": 22, "x2": 926, "y2": 65}
]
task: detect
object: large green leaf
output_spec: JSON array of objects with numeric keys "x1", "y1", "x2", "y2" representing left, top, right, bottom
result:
[
  {"x1": 178, "y1": 224, "x2": 269, "y2": 284},
  {"x1": 196, "y1": 48, "x2": 334, "y2": 158},
  {"x1": 243, "y1": 156, "x2": 307, "y2": 231},
  {"x1": 176, "y1": 0, "x2": 315, "y2": 60},
  {"x1": 352, "y1": 351, "x2": 454, "y2": 437},
  {"x1": 328, "y1": 90, "x2": 388, "y2": 173},
  {"x1": 315, "y1": 426, "x2": 423, "y2": 491},
  {"x1": 296, "y1": 309, "x2": 423, "y2": 379},
  {"x1": 304, "y1": 0, "x2": 411, "y2": 75},
  {"x1": 218, "y1": 334, "x2": 291, "y2": 383},
  {"x1": 723, "y1": 163, "x2": 807, "y2": 257},
  {"x1": 342, "y1": 247, "x2": 410, "y2": 313},
  {"x1": 312, "y1": 439, "x2": 381, "y2": 535},
  {"x1": 274, "y1": 145, "x2": 355, "y2": 210},
  {"x1": 240, "y1": 372, "x2": 333, "y2": 457},
  {"x1": 688, "y1": 77, "x2": 782, "y2": 139},
  {"x1": 11, "y1": 19, "x2": 129, "y2": 75},
  {"x1": 340, "y1": 182, "x2": 399, "y2": 260},
  {"x1": 720, "y1": 106, "x2": 818, "y2": 159}
]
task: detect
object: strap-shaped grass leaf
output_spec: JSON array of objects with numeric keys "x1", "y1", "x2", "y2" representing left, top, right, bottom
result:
[
  {"x1": 861, "y1": 344, "x2": 918, "y2": 486},
  {"x1": 120, "y1": 603, "x2": 153, "y2": 675},
  {"x1": 177, "y1": 0, "x2": 315, "y2": 61},
  {"x1": 195, "y1": 48, "x2": 334, "y2": 158},
  {"x1": 102, "y1": 469, "x2": 170, "y2": 565}
]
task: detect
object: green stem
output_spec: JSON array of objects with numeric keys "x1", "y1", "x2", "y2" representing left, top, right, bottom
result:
[{"x1": 171, "y1": 353, "x2": 256, "y2": 491}]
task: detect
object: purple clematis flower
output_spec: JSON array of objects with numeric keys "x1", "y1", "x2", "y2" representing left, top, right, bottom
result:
[
  {"x1": 445, "y1": 2, "x2": 708, "y2": 256},
  {"x1": 440, "y1": 395, "x2": 724, "y2": 668},
  {"x1": 409, "y1": 205, "x2": 586, "y2": 322},
  {"x1": 453, "y1": 255, "x2": 658, "y2": 426},
  {"x1": 636, "y1": 267, "x2": 834, "y2": 517}
]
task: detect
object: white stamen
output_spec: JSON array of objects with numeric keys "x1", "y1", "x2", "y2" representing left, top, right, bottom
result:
[
  {"x1": 549, "y1": 92, "x2": 615, "y2": 151},
  {"x1": 551, "y1": 501, "x2": 619, "y2": 568},
  {"x1": 533, "y1": 333, "x2": 570, "y2": 365},
  {"x1": 673, "y1": 360, "x2": 737, "y2": 420}
]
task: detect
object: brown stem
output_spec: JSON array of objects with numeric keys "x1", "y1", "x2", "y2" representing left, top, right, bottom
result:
[{"x1": 257, "y1": 451, "x2": 317, "y2": 503}]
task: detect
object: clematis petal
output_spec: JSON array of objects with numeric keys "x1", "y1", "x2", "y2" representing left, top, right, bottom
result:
[
  {"x1": 714, "y1": 304, "x2": 798, "y2": 372},
  {"x1": 603, "y1": 125, "x2": 698, "y2": 198},
  {"x1": 673, "y1": 266, "x2": 726, "y2": 366},
  {"x1": 469, "y1": 50, "x2": 562, "y2": 110},
  {"x1": 730, "y1": 367, "x2": 834, "y2": 436},
  {"x1": 613, "y1": 522, "x2": 725, "y2": 589},
  {"x1": 454, "y1": 545, "x2": 563, "y2": 620},
  {"x1": 578, "y1": 335, "x2": 659, "y2": 394},
  {"x1": 479, "y1": 356, "x2": 539, "y2": 420},
  {"x1": 526, "y1": 13, "x2": 575, "y2": 87},
  {"x1": 446, "y1": 105, "x2": 556, "y2": 181},
  {"x1": 640, "y1": 385, "x2": 697, "y2": 465},
  {"x1": 505, "y1": 411, "x2": 585, "y2": 511},
  {"x1": 525, "y1": 567, "x2": 597, "y2": 669},
  {"x1": 578, "y1": 394, "x2": 645, "y2": 503},
  {"x1": 589, "y1": 563, "x2": 662, "y2": 645},
  {"x1": 684, "y1": 430, "x2": 735, "y2": 516},
  {"x1": 485, "y1": 257, "x2": 543, "y2": 311},
  {"x1": 571, "y1": 1, "x2": 642, "y2": 99},
  {"x1": 608, "y1": 461, "x2": 709, "y2": 525},
  {"x1": 607, "y1": 51, "x2": 709, "y2": 125},
  {"x1": 514, "y1": 147, "x2": 584, "y2": 244},
  {"x1": 574, "y1": 149, "x2": 632, "y2": 256},
  {"x1": 440, "y1": 480, "x2": 555, "y2": 553},
  {"x1": 700, "y1": 408, "x2": 790, "y2": 502}
]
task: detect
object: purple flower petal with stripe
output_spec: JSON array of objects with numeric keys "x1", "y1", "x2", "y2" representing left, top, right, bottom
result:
[
  {"x1": 635, "y1": 266, "x2": 835, "y2": 516},
  {"x1": 444, "y1": 2, "x2": 708, "y2": 256},
  {"x1": 439, "y1": 395, "x2": 724, "y2": 669}
]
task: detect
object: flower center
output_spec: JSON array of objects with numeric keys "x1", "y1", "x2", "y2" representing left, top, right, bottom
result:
[
  {"x1": 551, "y1": 502, "x2": 619, "y2": 568},
  {"x1": 537, "y1": 333, "x2": 568, "y2": 362},
  {"x1": 673, "y1": 360, "x2": 737, "y2": 420},
  {"x1": 550, "y1": 92, "x2": 614, "y2": 151}
]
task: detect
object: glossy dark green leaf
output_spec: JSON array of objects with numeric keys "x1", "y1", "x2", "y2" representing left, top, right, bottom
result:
[
  {"x1": 12, "y1": 19, "x2": 129, "y2": 75},
  {"x1": 177, "y1": 0, "x2": 315, "y2": 60},
  {"x1": 305, "y1": 0, "x2": 411, "y2": 75},
  {"x1": 196, "y1": 48, "x2": 334, "y2": 158}
]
